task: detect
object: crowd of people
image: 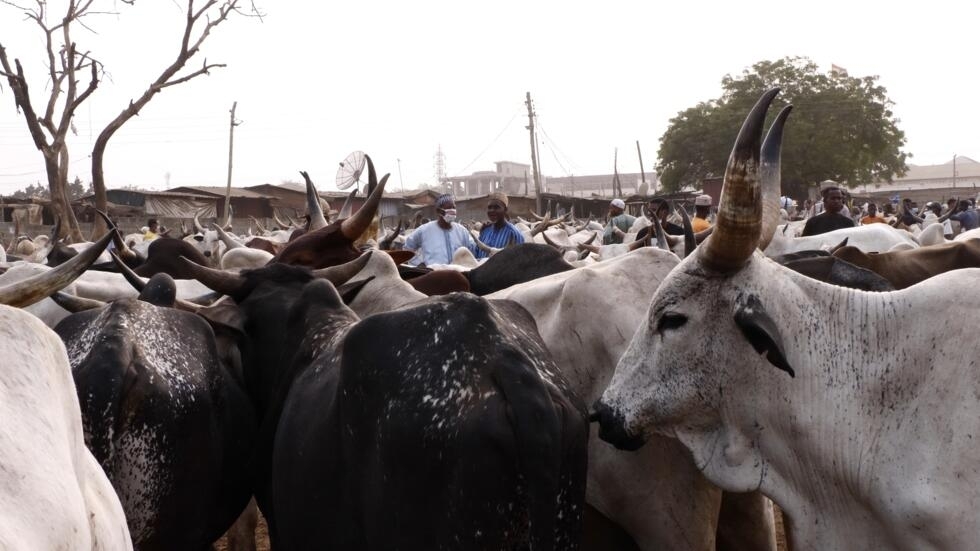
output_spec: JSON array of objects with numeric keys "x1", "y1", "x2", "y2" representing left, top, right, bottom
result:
[
  {"x1": 789, "y1": 179, "x2": 980, "y2": 238},
  {"x1": 401, "y1": 180, "x2": 980, "y2": 266}
]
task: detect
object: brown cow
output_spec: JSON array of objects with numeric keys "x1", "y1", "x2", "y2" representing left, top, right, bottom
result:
[
  {"x1": 833, "y1": 238, "x2": 980, "y2": 289},
  {"x1": 273, "y1": 156, "x2": 388, "y2": 269}
]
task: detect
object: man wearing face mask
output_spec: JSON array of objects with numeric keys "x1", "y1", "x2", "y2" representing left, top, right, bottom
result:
[{"x1": 403, "y1": 193, "x2": 477, "y2": 267}]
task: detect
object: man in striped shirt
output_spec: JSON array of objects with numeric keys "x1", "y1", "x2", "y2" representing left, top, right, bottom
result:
[{"x1": 475, "y1": 191, "x2": 525, "y2": 259}]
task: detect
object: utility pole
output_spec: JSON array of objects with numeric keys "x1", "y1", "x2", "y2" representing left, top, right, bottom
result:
[
  {"x1": 953, "y1": 154, "x2": 958, "y2": 188},
  {"x1": 525, "y1": 92, "x2": 543, "y2": 212},
  {"x1": 636, "y1": 140, "x2": 646, "y2": 193},
  {"x1": 612, "y1": 148, "x2": 622, "y2": 197},
  {"x1": 397, "y1": 158, "x2": 405, "y2": 192},
  {"x1": 225, "y1": 101, "x2": 241, "y2": 222}
]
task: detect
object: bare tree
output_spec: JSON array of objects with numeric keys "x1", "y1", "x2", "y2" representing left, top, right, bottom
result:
[
  {"x1": 0, "y1": 0, "x2": 261, "y2": 240},
  {"x1": 0, "y1": 1, "x2": 102, "y2": 241}
]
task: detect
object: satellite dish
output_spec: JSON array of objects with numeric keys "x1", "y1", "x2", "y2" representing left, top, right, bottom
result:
[{"x1": 336, "y1": 150, "x2": 367, "y2": 191}]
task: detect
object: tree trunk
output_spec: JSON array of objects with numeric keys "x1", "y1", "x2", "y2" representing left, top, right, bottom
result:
[
  {"x1": 45, "y1": 159, "x2": 83, "y2": 242},
  {"x1": 91, "y1": 135, "x2": 111, "y2": 239}
]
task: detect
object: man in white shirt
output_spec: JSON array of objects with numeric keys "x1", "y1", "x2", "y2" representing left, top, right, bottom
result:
[{"x1": 404, "y1": 194, "x2": 476, "y2": 266}]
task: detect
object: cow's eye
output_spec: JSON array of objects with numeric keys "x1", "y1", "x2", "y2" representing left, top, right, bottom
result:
[{"x1": 657, "y1": 313, "x2": 687, "y2": 333}]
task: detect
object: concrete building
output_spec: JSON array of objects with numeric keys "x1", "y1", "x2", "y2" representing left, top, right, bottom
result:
[
  {"x1": 443, "y1": 161, "x2": 532, "y2": 197},
  {"x1": 852, "y1": 156, "x2": 980, "y2": 205}
]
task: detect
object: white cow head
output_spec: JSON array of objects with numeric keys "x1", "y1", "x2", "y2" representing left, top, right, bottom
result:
[{"x1": 595, "y1": 89, "x2": 793, "y2": 491}]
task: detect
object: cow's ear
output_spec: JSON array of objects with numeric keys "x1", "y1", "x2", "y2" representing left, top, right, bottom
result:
[
  {"x1": 196, "y1": 300, "x2": 246, "y2": 335},
  {"x1": 734, "y1": 294, "x2": 794, "y2": 378},
  {"x1": 337, "y1": 275, "x2": 375, "y2": 304}
]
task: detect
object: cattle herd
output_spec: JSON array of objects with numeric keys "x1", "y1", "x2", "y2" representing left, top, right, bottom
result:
[{"x1": 1, "y1": 89, "x2": 978, "y2": 550}]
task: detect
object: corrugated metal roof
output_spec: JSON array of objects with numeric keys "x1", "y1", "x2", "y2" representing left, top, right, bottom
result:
[{"x1": 167, "y1": 186, "x2": 273, "y2": 199}]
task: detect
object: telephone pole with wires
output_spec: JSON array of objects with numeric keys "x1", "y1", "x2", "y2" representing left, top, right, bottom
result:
[
  {"x1": 224, "y1": 101, "x2": 241, "y2": 220},
  {"x1": 525, "y1": 92, "x2": 543, "y2": 212}
]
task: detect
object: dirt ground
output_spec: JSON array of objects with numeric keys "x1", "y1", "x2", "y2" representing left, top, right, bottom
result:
[{"x1": 213, "y1": 504, "x2": 789, "y2": 551}]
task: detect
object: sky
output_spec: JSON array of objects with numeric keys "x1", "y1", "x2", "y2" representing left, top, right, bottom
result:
[{"x1": 0, "y1": 0, "x2": 977, "y2": 195}]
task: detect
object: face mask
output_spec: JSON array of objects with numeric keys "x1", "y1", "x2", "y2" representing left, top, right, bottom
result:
[{"x1": 442, "y1": 209, "x2": 457, "y2": 223}]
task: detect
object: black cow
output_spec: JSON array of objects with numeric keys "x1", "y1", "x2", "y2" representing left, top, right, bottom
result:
[
  {"x1": 54, "y1": 274, "x2": 256, "y2": 551},
  {"x1": 272, "y1": 281, "x2": 589, "y2": 549},
  {"x1": 465, "y1": 243, "x2": 575, "y2": 295},
  {"x1": 134, "y1": 237, "x2": 212, "y2": 279},
  {"x1": 180, "y1": 258, "x2": 590, "y2": 549}
]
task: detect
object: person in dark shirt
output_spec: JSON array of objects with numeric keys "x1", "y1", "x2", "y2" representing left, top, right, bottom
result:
[
  {"x1": 801, "y1": 185, "x2": 855, "y2": 236},
  {"x1": 636, "y1": 198, "x2": 684, "y2": 242},
  {"x1": 948, "y1": 199, "x2": 980, "y2": 233}
]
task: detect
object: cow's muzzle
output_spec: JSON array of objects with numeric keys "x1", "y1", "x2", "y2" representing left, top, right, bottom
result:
[{"x1": 592, "y1": 399, "x2": 647, "y2": 452}]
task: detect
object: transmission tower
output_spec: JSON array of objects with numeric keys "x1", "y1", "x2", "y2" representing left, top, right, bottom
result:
[{"x1": 433, "y1": 145, "x2": 447, "y2": 191}]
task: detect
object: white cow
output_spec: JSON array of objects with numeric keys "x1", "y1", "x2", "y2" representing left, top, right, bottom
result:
[
  {"x1": 764, "y1": 223, "x2": 918, "y2": 257},
  {"x1": 0, "y1": 308, "x2": 132, "y2": 549},
  {"x1": 598, "y1": 90, "x2": 980, "y2": 550},
  {"x1": 490, "y1": 249, "x2": 758, "y2": 550},
  {"x1": 0, "y1": 265, "x2": 213, "y2": 327}
]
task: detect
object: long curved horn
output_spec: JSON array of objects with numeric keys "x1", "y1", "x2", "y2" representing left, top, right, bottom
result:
[
  {"x1": 652, "y1": 217, "x2": 669, "y2": 251},
  {"x1": 338, "y1": 188, "x2": 356, "y2": 220},
  {"x1": 530, "y1": 212, "x2": 552, "y2": 237},
  {"x1": 471, "y1": 230, "x2": 502, "y2": 255},
  {"x1": 109, "y1": 251, "x2": 148, "y2": 292},
  {"x1": 700, "y1": 88, "x2": 779, "y2": 273},
  {"x1": 342, "y1": 155, "x2": 389, "y2": 239},
  {"x1": 582, "y1": 232, "x2": 597, "y2": 245},
  {"x1": 194, "y1": 210, "x2": 206, "y2": 233},
  {"x1": 529, "y1": 210, "x2": 545, "y2": 221},
  {"x1": 301, "y1": 171, "x2": 329, "y2": 231},
  {"x1": 0, "y1": 231, "x2": 112, "y2": 308},
  {"x1": 758, "y1": 105, "x2": 793, "y2": 251},
  {"x1": 51, "y1": 291, "x2": 105, "y2": 313},
  {"x1": 379, "y1": 219, "x2": 403, "y2": 251},
  {"x1": 577, "y1": 242, "x2": 601, "y2": 255},
  {"x1": 177, "y1": 256, "x2": 247, "y2": 297},
  {"x1": 212, "y1": 223, "x2": 244, "y2": 250},
  {"x1": 678, "y1": 207, "x2": 696, "y2": 258},
  {"x1": 829, "y1": 237, "x2": 849, "y2": 255},
  {"x1": 541, "y1": 231, "x2": 574, "y2": 253},
  {"x1": 249, "y1": 215, "x2": 268, "y2": 233},
  {"x1": 271, "y1": 211, "x2": 291, "y2": 230},
  {"x1": 311, "y1": 250, "x2": 373, "y2": 285},
  {"x1": 96, "y1": 210, "x2": 139, "y2": 263}
]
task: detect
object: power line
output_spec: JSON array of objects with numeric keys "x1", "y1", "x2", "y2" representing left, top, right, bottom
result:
[
  {"x1": 536, "y1": 121, "x2": 581, "y2": 174},
  {"x1": 451, "y1": 106, "x2": 524, "y2": 176}
]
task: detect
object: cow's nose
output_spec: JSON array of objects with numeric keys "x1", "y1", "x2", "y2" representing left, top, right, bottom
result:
[
  {"x1": 592, "y1": 399, "x2": 647, "y2": 452},
  {"x1": 204, "y1": 250, "x2": 212, "y2": 257}
]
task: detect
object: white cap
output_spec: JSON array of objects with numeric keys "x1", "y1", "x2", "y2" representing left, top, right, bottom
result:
[
  {"x1": 695, "y1": 194, "x2": 712, "y2": 207},
  {"x1": 610, "y1": 198, "x2": 626, "y2": 209},
  {"x1": 819, "y1": 179, "x2": 841, "y2": 193}
]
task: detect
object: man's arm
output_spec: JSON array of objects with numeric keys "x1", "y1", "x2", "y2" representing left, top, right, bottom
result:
[{"x1": 403, "y1": 226, "x2": 422, "y2": 251}]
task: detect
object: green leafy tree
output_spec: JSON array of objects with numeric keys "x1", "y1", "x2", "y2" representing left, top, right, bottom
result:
[
  {"x1": 67, "y1": 176, "x2": 92, "y2": 200},
  {"x1": 656, "y1": 57, "x2": 910, "y2": 199},
  {"x1": 9, "y1": 182, "x2": 49, "y2": 200}
]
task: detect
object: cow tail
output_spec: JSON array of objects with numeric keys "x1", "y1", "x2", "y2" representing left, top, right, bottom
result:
[{"x1": 492, "y1": 346, "x2": 562, "y2": 551}]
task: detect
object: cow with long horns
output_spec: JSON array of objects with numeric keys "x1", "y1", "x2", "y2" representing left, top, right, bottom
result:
[
  {"x1": 596, "y1": 89, "x2": 980, "y2": 548},
  {"x1": 53, "y1": 273, "x2": 256, "y2": 551}
]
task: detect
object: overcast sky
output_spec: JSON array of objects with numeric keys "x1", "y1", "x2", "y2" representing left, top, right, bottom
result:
[{"x1": 0, "y1": 0, "x2": 976, "y2": 195}]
